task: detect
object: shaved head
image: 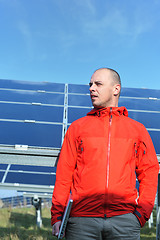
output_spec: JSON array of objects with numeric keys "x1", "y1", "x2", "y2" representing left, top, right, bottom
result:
[
  {"x1": 89, "y1": 67, "x2": 121, "y2": 108},
  {"x1": 94, "y1": 68, "x2": 121, "y2": 87}
]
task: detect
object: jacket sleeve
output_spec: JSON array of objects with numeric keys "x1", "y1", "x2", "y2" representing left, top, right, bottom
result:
[
  {"x1": 51, "y1": 125, "x2": 77, "y2": 226},
  {"x1": 134, "y1": 125, "x2": 159, "y2": 227}
]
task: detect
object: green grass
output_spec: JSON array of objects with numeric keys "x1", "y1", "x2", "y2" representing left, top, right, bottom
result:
[
  {"x1": 0, "y1": 206, "x2": 157, "y2": 239},
  {"x1": 0, "y1": 206, "x2": 56, "y2": 240}
]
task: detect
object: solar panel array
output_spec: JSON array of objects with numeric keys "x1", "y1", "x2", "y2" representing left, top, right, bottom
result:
[
  {"x1": 0, "y1": 79, "x2": 160, "y2": 195},
  {"x1": 0, "y1": 80, "x2": 65, "y2": 149}
]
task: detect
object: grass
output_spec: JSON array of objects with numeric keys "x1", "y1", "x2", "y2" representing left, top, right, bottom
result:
[
  {"x1": 0, "y1": 206, "x2": 157, "y2": 239},
  {"x1": 0, "y1": 206, "x2": 56, "y2": 240}
]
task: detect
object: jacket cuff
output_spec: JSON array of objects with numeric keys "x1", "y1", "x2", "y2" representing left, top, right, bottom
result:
[
  {"x1": 51, "y1": 215, "x2": 63, "y2": 226},
  {"x1": 133, "y1": 209, "x2": 147, "y2": 227}
]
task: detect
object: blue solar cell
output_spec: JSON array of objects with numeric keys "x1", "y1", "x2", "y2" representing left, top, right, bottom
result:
[
  {"x1": 148, "y1": 131, "x2": 160, "y2": 154},
  {"x1": 0, "y1": 103, "x2": 63, "y2": 123},
  {"x1": 68, "y1": 84, "x2": 89, "y2": 94},
  {"x1": 0, "y1": 79, "x2": 65, "y2": 92},
  {"x1": 0, "y1": 172, "x2": 5, "y2": 182},
  {"x1": 5, "y1": 172, "x2": 56, "y2": 186},
  {"x1": 119, "y1": 98, "x2": 160, "y2": 111},
  {"x1": 68, "y1": 95, "x2": 92, "y2": 107},
  {"x1": 0, "y1": 90, "x2": 64, "y2": 105},
  {"x1": 10, "y1": 164, "x2": 56, "y2": 173},
  {"x1": 128, "y1": 111, "x2": 160, "y2": 129},
  {"x1": 0, "y1": 164, "x2": 8, "y2": 170},
  {"x1": 68, "y1": 107, "x2": 92, "y2": 123},
  {"x1": 121, "y1": 87, "x2": 160, "y2": 98},
  {"x1": 0, "y1": 121, "x2": 62, "y2": 148}
]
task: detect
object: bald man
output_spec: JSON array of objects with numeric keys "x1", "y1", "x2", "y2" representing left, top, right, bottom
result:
[{"x1": 51, "y1": 68, "x2": 159, "y2": 240}]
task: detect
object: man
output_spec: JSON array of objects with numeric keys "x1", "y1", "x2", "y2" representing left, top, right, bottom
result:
[{"x1": 51, "y1": 68, "x2": 159, "y2": 239}]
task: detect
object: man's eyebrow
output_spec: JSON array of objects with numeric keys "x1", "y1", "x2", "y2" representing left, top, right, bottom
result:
[
  {"x1": 89, "y1": 80, "x2": 102, "y2": 85},
  {"x1": 95, "y1": 80, "x2": 102, "y2": 83}
]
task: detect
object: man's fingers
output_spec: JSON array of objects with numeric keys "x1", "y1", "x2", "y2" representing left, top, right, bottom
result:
[{"x1": 52, "y1": 221, "x2": 62, "y2": 237}]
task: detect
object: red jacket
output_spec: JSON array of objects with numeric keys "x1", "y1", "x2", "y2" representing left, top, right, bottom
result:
[{"x1": 51, "y1": 107, "x2": 159, "y2": 227}]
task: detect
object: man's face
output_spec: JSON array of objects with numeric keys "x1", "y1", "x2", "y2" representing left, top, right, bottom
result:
[{"x1": 89, "y1": 69, "x2": 115, "y2": 108}]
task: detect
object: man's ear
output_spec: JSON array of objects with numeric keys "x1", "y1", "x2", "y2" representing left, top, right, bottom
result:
[{"x1": 113, "y1": 84, "x2": 121, "y2": 96}]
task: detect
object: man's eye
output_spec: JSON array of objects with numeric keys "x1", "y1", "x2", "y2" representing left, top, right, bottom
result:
[{"x1": 96, "y1": 82, "x2": 102, "y2": 86}]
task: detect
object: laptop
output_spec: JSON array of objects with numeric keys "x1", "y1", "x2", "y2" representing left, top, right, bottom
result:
[{"x1": 58, "y1": 197, "x2": 73, "y2": 239}]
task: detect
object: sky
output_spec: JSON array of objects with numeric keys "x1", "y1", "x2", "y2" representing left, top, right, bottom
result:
[
  {"x1": 0, "y1": 0, "x2": 160, "y2": 90},
  {"x1": 0, "y1": 0, "x2": 160, "y2": 198}
]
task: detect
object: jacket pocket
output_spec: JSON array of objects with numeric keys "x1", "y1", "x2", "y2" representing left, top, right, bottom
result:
[
  {"x1": 74, "y1": 137, "x2": 85, "y2": 183},
  {"x1": 135, "y1": 141, "x2": 147, "y2": 166}
]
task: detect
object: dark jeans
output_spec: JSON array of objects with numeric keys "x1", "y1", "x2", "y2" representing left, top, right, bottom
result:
[{"x1": 65, "y1": 213, "x2": 141, "y2": 240}]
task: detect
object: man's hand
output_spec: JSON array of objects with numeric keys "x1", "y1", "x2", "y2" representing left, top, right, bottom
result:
[{"x1": 52, "y1": 221, "x2": 62, "y2": 237}]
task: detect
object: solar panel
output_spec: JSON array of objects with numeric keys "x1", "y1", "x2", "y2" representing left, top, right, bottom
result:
[
  {"x1": 68, "y1": 94, "x2": 92, "y2": 107},
  {"x1": 2, "y1": 195, "x2": 32, "y2": 208},
  {"x1": 0, "y1": 103, "x2": 64, "y2": 122},
  {"x1": 0, "y1": 163, "x2": 56, "y2": 192},
  {"x1": 0, "y1": 164, "x2": 8, "y2": 170},
  {"x1": 68, "y1": 84, "x2": 89, "y2": 94},
  {"x1": 128, "y1": 112, "x2": 160, "y2": 129},
  {"x1": 148, "y1": 131, "x2": 160, "y2": 155},
  {"x1": 0, "y1": 89, "x2": 64, "y2": 105},
  {"x1": 0, "y1": 79, "x2": 65, "y2": 92},
  {"x1": 121, "y1": 87, "x2": 160, "y2": 98},
  {"x1": 10, "y1": 164, "x2": 55, "y2": 172},
  {"x1": 0, "y1": 79, "x2": 159, "y2": 198},
  {"x1": 119, "y1": 87, "x2": 160, "y2": 155},
  {"x1": 0, "y1": 121, "x2": 62, "y2": 148},
  {"x1": 68, "y1": 107, "x2": 91, "y2": 123},
  {"x1": 119, "y1": 98, "x2": 160, "y2": 111},
  {"x1": 0, "y1": 172, "x2": 4, "y2": 182},
  {"x1": 6, "y1": 172, "x2": 54, "y2": 186}
]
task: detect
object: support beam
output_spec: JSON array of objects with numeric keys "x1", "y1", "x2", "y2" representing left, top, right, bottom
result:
[{"x1": 32, "y1": 195, "x2": 42, "y2": 228}]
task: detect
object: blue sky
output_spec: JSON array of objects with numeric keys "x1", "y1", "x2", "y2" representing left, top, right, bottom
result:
[{"x1": 0, "y1": 0, "x2": 160, "y2": 90}]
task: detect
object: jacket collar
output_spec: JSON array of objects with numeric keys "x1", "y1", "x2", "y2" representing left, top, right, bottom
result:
[{"x1": 87, "y1": 106, "x2": 128, "y2": 117}]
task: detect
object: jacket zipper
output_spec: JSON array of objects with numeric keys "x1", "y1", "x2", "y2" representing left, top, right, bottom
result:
[
  {"x1": 107, "y1": 108, "x2": 112, "y2": 188},
  {"x1": 104, "y1": 108, "x2": 112, "y2": 218}
]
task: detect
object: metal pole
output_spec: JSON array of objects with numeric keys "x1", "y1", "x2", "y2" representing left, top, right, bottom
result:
[
  {"x1": 148, "y1": 212, "x2": 153, "y2": 228},
  {"x1": 32, "y1": 195, "x2": 42, "y2": 228}
]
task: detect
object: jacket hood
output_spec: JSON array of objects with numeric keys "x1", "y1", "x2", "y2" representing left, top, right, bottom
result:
[{"x1": 87, "y1": 106, "x2": 128, "y2": 117}]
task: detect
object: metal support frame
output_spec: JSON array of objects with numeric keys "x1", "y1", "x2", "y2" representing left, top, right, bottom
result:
[
  {"x1": 148, "y1": 212, "x2": 154, "y2": 228},
  {"x1": 61, "y1": 84, "x2": 68, "y2": 145},
  {"x1": 32, "y1": 195, "x2": 42, "y2": 228},
  {"x1": 0, "y1": 145, "x2": 59, "y2": 228}
]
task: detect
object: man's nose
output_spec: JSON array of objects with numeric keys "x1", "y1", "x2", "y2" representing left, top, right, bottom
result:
[{"x1": 89, "y1": 84, "x2": 95, "y2": 92}]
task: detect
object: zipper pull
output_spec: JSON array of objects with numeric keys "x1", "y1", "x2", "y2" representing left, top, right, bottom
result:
[
  {"x1": 81, "y1": 140, "x2": 83, "y2": 152},
  {"x1": 109, "y1": 107, "x2": 112, "y2": 122}
]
